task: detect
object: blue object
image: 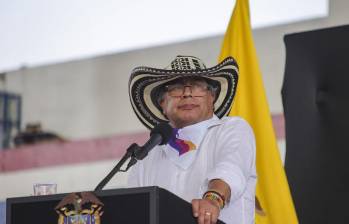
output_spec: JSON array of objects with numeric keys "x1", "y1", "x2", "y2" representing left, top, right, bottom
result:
[{"x1": 0, "y1": 201, "x2": 5, "y2": 224}]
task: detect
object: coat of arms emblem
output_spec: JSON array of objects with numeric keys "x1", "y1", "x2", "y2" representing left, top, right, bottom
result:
[{"x1": 55, "y1": 192, "x2": 104, "y2": 224}]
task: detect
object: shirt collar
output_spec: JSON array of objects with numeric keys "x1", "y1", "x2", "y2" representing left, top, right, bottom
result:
[{"x1": 162, "y1": 115, "x2": 222, "y2": 169}]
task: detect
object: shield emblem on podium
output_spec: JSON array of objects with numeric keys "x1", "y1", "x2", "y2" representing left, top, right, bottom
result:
[{"x1": 55, "y1": 192, "x2": 104, "y2": 224}]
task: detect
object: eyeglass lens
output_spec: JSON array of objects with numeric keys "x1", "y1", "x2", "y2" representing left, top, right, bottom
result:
[{"x1": 167, "y1": 82, "x2": 208, "y2": 97}]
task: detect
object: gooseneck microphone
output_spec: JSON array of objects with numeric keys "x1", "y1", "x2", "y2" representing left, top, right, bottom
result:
[
  {"x1": 94, "y1": 123, "x2": 173, "y2": 191},
  {"x1": 134, "y1": 122, "x2": 173, "y2": 160}
]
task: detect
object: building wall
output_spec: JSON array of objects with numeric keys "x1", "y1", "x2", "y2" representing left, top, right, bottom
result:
[{"x1": 3, "y1": 0, "x2": 348, "y2": 142}]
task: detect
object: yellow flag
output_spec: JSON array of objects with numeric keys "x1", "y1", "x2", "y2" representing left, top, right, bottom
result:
[{"x1": 219, "y1": 0, "x2": 298, "y2": 223}]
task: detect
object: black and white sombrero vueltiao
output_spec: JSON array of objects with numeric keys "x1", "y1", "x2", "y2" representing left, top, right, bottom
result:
[{"x1": 128, "y1": 55, "x2": 239, "y2": 129}]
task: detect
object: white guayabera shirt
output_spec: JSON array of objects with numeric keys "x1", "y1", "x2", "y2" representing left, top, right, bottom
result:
[{"x1": 128, "y1": 115, "x2": 256, "y2": 224}]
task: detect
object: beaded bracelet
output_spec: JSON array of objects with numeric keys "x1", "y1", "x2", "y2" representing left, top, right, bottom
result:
[{"x1": 203, "y1": 190, "x2": 225, "y2": 209}]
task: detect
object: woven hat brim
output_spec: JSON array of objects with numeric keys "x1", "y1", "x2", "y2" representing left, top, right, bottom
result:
[{"x1": 129, "y1": 57, "x2": 238, "y2": 129}]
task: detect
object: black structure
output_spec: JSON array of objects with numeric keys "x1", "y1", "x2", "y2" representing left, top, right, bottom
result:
[
  {"x1": 0, "y1": 91, "x2": 21, "y2": 149},
  {"x1": 6, "y1": 186, "x2": 225, "y2": 224},
  {"x1": 282, "y1": 25, "x2": 349, "y2": 223}
]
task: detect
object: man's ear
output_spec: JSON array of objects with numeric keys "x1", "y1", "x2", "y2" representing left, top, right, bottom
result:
[
  {"x1": 209, "y1": 92, "x2": 216, "y2": 112},
  {"x1": 209, "y1": 90, "x2": 216, "y2": 100},
  {"x1": 160, "y1": 99, "x2": 166, "y2": 115},
  {"x1": 211, "y1": 90, "x2": 217, "y2": 101}
]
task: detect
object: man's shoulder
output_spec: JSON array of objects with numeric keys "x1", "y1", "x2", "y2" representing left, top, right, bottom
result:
[
  {"x1": 209, "y1": 116, "x2": 255, "y2": 138},
  {"x1": 219, "y1": 116, "x2": 252, "y2": 129}
]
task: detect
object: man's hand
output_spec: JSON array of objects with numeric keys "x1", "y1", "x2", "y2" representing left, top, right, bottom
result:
[{"x1": 192, "y1": 198, "x2": 220, "y2": 224}]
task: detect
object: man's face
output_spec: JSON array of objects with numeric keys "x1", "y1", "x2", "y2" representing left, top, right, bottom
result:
[{"x1": 159, "y1": 78, "x2": 215, "y2": 128}]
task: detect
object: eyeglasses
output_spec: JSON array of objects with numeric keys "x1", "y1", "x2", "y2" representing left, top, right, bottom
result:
[{"x1": 165, "y1": 82, "x2": 210, "y2": 97}]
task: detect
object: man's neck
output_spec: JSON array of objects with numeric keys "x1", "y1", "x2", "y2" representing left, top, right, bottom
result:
[{"x1": 171, "y1": 115, "x2": 215, "y2": 129}]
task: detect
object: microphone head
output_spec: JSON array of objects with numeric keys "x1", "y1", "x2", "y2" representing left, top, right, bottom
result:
[{"x1": 150, "y1": 122, "x2": 173, "y2": 145}]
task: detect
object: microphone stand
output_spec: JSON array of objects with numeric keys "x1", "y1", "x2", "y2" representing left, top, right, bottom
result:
[{"x1": 94, "y1": 143, "x2": 141, "y2": 191}]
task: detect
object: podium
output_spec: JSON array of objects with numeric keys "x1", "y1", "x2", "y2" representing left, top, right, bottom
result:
[{"x1": 6, "y1": 186, "x2": 225, "y2": 224}]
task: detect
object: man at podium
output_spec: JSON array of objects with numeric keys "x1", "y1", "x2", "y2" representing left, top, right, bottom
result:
[{"x1": 128, "y1": 56, "x2": 256, "y2": 224}]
